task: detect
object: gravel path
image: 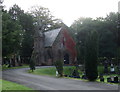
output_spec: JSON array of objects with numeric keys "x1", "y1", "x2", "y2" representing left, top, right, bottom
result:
[{"x1": 2, "y1": 67, "x2": 119, "y2": 91}]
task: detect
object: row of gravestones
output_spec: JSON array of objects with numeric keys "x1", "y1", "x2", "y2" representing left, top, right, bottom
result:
[
  {"x1": 104, "y1": 63, "x2": 120, "y2": 74},
  {"x1": 64, "y1": 69, "x2": 119, "y2": 83},
  {"x1": 107, "y1": 76, "x2": 119, "y2": 83},
  {"x1": 64, "y1": 69, "x2": 87, "y2": 79},
  {"x1": 99, "y1": 74, "x2": 119, "y2": 83}
]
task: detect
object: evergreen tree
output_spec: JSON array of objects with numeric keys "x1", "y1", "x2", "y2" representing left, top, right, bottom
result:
[
  {"x1": 85, "y1": 30, "x2": 98, "y2": 81},
  {"x1": 29, "y1": 53, "x2": 35, "y2": 72},
  {"x1": 54, "y1": 60, "x2": 63, "y2": 77}
]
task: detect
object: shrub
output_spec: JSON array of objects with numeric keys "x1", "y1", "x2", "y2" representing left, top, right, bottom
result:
[
  {"x1": 85, "y1": 30, "x2": 98, "y2": 81},
  {"x1": 29, "y1": 54, "x2": 35, "y2": 72},
  {"x1": 54, "y1": 60, "x2": 63, "y2": 77}
]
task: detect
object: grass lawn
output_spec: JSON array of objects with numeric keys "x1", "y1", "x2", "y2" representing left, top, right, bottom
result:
[
  {"x1": 2, "y1": 64, "x2": 29, "y2": 71},
  {"x1": 28, "y1": 66, "x2": 119, "y2": 84},
  {"x1": 28, "y1": 66, "x2": 77, "y2": 77},
  {"x1": 0, "y1": 79, "x2": 33, "y2": 90},
  {"x1": 97, "y1": 65, "x2": 119, "y2": 74},
  {"x1": 28, "y1": 67, "x2": 57, "y2": 77}
]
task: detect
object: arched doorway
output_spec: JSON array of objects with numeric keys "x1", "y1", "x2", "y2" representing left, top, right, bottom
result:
[{"x1": 64, "y1": 53, "x2": 69, "y2": 64}]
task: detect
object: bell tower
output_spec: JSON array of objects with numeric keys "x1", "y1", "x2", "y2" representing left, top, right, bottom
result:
[{"x1": 33, "y1": 19, "x2": 45, "y2": 65}]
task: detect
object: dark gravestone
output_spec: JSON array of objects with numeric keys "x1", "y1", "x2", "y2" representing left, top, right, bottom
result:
[
  {"x1": 107, "y1": 76, "x2": 118, "y2": 83},
  {"x1": 68, "y1": 75, "x2": 73, "y2": 77},
  {"x1": 99, "y1": 74, "x2": 104, "y2": 82},
  {"x1": 64, "y1": 75, "x2": 68, "y2": 77},
  {"x1": 107, "y1": 77, "x2": 112, "y2": 82},
  {"x1": 72, "y1": 69, "x2": 80, "y2": 78},
  {"x1": 114, "y1": 76, "x2": 118, "y2": 83},
  {"x1": 82, "y1": 74, "x2": 87, "y2": 79},
  {"x1": 104, "y1": 60, "x2": 108, "y2": 74},
  {"x1": 100, "y1": 77, "x2": 104, "y2": 82},
  {"x1": 73, "y1": 76, "x2": 80, "y2": 78}
]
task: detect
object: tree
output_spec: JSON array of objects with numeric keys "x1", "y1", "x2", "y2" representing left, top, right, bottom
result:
[
  {"x1": 9, "y1": 4, "x2": 35, "y2": 64},
  {"x1": 29, "y1": 5, "x2": 63, "y2": 32},
  {"x1": 85, "y1": 30, "x2": 98, "y2": 81},
  {"x1": 99, "y1": 29, "x2": 116, "y2": 58},
  {"x1": 19, "y1": 13, "x2": 34, "y2": 64},
  {"x1": 2, "y1": 9, "x2": 22, "y2": 58},
  {"x1": 9, "y1": 4, "x2": 24, "y2": 20},
  {"x1": 54, "y1": 60, "x2": 63, "y2": 77},
  {"x1": 70, "y1": 13, "x2": 118, "y2": 63},
  {"x1": 70, "y1": 17, "x2": 95, "y2": 64},
  {"x1": 29, "y1": 52, "x2": 35, "y2": 72}
]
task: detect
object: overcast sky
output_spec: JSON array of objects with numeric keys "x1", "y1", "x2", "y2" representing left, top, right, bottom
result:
[{"x1": 3, "y1": 0, "x2": 119, "y2": 26}]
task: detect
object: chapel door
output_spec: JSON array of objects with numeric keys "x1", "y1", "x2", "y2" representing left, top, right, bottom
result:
[{"x1": 64, "y1": 53, "x2": 69, "y2": 64}]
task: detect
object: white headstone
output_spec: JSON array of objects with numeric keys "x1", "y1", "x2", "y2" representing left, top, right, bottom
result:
[{"x1": 56, "y1": 70, "x2": 58, "y2": 76}]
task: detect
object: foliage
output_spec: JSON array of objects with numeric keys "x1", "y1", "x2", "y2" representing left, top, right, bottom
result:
[
  {"x1": 2, "y1": 9, "x2": 22, "y2": 58},
  {"x1": 70, "y1": 12, "x2": 118, "y2": 64},
  {"x1": 8, "y1": 4, "x2": 35, "y2": 63},
  {"x1": 29, "y1": 5, "x2": 64, "y2": 32},
  {"x1": 85, "y1": 30, "x2": 98, "y2": 81},
  {"x1": 20, "y1": 13, "x2": 34, "y2": 61},
  {"x1": 2, "y1": 4, "x2": 68, "y2": 65},
  {"x1": 54, "y1": 61, "x2": 63, "y2": 77}
]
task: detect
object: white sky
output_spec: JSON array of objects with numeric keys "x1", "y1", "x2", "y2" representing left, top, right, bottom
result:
[{"x1": 3, "y1": 0, "x2": 120, "y2": 26}]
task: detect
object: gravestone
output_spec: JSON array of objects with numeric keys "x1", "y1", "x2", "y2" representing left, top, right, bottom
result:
[
  {"x1": 82, "y1": 73, "x2": 87, "y2": 79},
  {"x1": 107, "y1": 77, "x2": 112, "y2": 82},
  {"x1": 56, "y1": 70, "x2": 58, "y2": 77},
  {"x1": 72, "y1": 69, "x2": 80, "y2": 78},
  {"x1": 99, "y1": 74, "x2": 104, "y2": 82},
  {"x1": 114, "y1": 76, "x2": 118, "y2": 83},
  {"x1": 110, "y1": 64, "x2": 115, "y2": 74},
  {"x1": 104, "y1": 60, "x2": 108, "y2": 74},
  {"x1": 107, "y1": 76, "x2": 118, "y2": 83},
  {"x1": 64, "y1": 75, "x2": 68, "y2": 77}
]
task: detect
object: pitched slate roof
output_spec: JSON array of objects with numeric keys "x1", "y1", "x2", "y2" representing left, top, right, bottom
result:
[{"x1": 44, "y1": 28, "x2": 62, "y2": 47}]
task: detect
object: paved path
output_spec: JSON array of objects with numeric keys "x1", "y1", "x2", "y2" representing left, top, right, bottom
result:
[{"x1": 2, "y1": 67, "x2": 119, "y2": 91}]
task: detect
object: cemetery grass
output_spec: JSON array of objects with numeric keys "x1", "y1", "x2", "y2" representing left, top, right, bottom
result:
[
  {"x1": 28, "y1": 66, "x2": 77, "y2": 77},
  {"x1": 0, "y1": 79, "x2": 33, "y2": 90},
  {"x1": 2, "y1": 64, "x2": 29, "y2": 71},
  {"x1": 28, "y1": 66, "x2": 119, "y2": 84}
]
